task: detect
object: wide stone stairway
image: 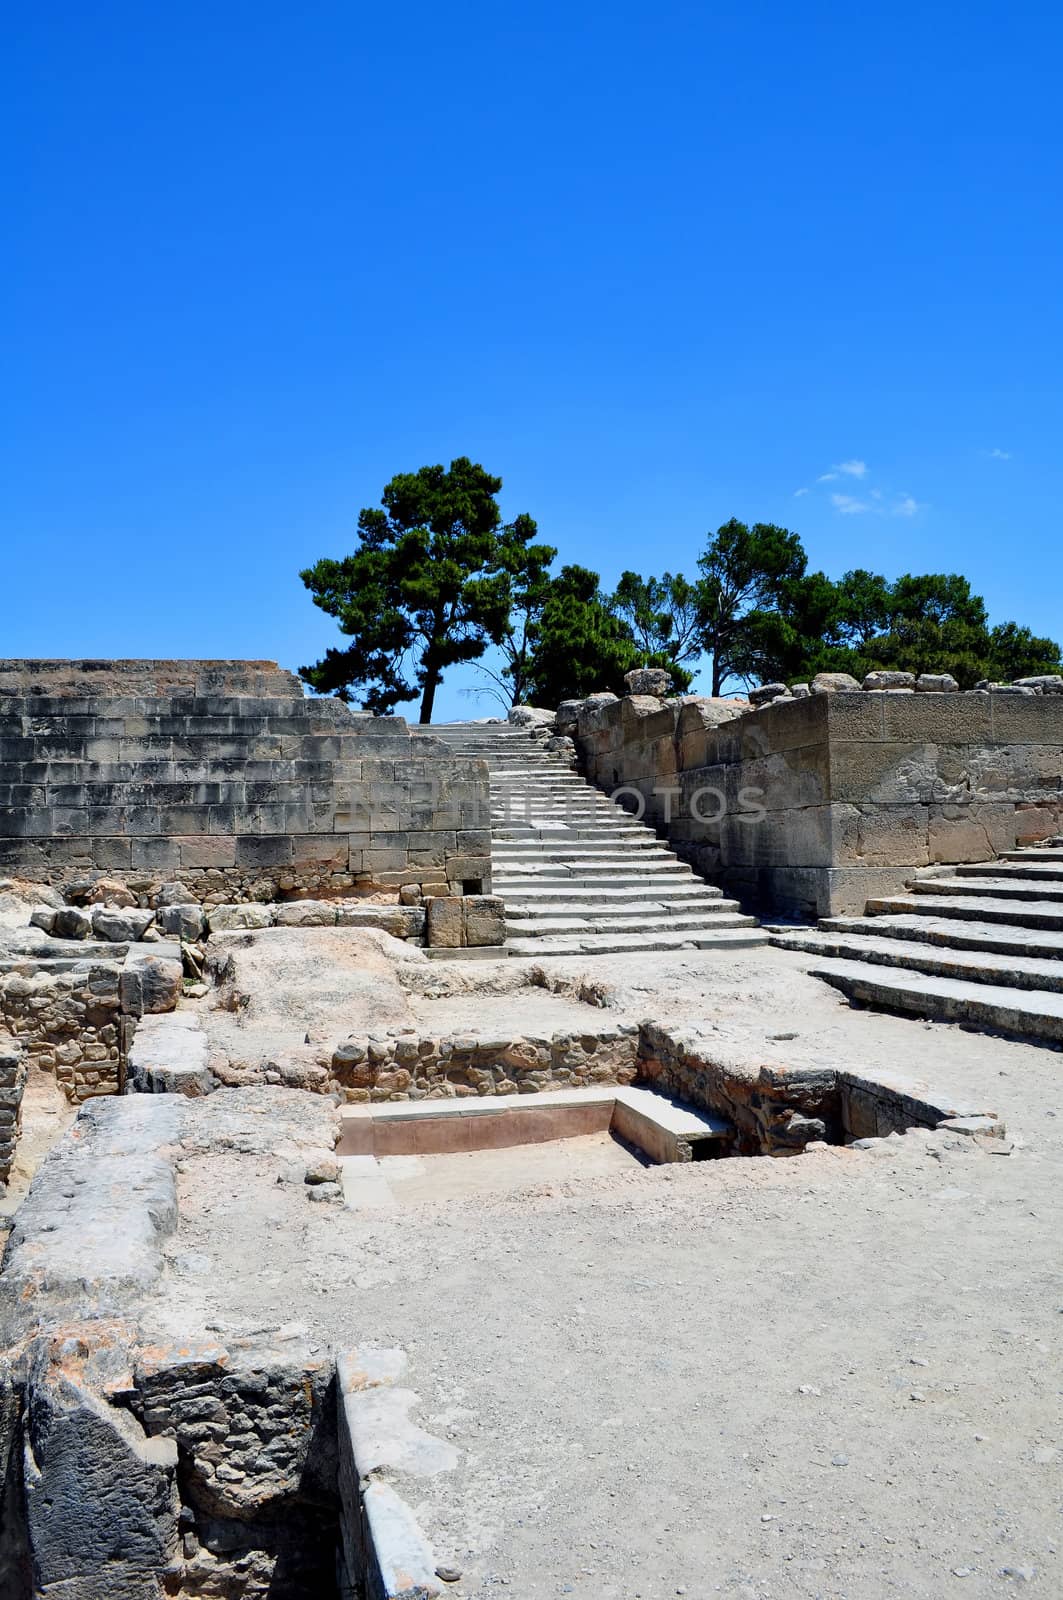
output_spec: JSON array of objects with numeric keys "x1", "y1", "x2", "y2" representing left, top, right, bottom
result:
[
  {"x1": 770, "y1": 844, "x2": 1063, "y2": 1043},
  {"x1": 428, "y1": 723, "x2": 768, "y2": 957}
]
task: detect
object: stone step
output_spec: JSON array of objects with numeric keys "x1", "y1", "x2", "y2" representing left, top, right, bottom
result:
[
  {"x1": 771, "y1": 927, "x2": 1063, "y2": 993},
  {"x1": 818, "y1": 912, "x2": 1063, "y2": 963},
  {"x1": 1001, "y1": 848, "x2": 1063, "y2": 862},
  {"x1": 952, "y1": 859, "x2": 1063, "y2": 882},
  {"x1": 493, "y1": 824, "x2": 653, "y2": 840},
  {"x1": 509, "y1": 911, "x2": 758, "y2": 935},
  {"x1": 811, "y1": 958, "x2": 1063, "y2": 1045},
  {"x1": 491, "y1": 842, "x2": 676, "y2": 858},
  {"x1": 867, "y1": 894, "x2": 1063, "y2": 932},
  {"x1": 494, "y1": 865, "x2": 693, "y2": 883},
  {"x1": 911, "y1": 875, "x2": 1063, "y2": 902},
  {"x1": 505, "y1": 927, "x2": 770, "y2": 957},
  {"x1": 503, "y1": 882, "x2": 726, "y2": 904}
]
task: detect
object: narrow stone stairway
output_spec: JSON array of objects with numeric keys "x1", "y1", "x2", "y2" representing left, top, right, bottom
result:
[
  {"x1": 770, "y1": 843, "x2": 1063, "y2": 1044},
  {"x1": 426, "y1": 723, "x2": 767, "y2": 957}
]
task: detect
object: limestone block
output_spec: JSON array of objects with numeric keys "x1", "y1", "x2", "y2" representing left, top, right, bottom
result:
[
  {"x1": 91, "y1": 906, "x2": 155, "y2": 942},
  {"x1": 426, "y1": 897, "x2": 464, "y2": 948},
  {"x1": 179, "y1": 835, "x2": 238, "y2": 869},
  {"x1": 624, "y1": 667, "x2": 672, "y2": 696},
  {"x1": 749, "y1": 682, "x2": 789, "y2": 706},
  {"x1": 824, "y1": 693, "x2": 887, "y2": 743},
  {"x1": 54, "y1": 906, "x2": 93, "y2": 939},
  {"x1": 812, "y1": 672, "x2": 863, "y2": 693},
  {"x1": 915, "y1": 673, "x2": 960, "y2": 692},
  {"x1": 1014, "y1": 674, "x2": 1063, "y2": 693},
  {"x1": 207, "y1": 903, "x2": 275, "y2": 932},
  {"x1": 928, "y1": 803, "x2": 1019, "y2": 863},
  {"x1": 274, "y1": 900, "x2": 338, "y2": 927},
  {"x1": 863, "y1": 670, "x2": 916, "y2": 690},
  {"x1": 852, "y1": 804, "x2": 931, "y2": 867},
  {"x1": 989, "y1": 694, "x2": 1063, "y2": 743},
  {"x1": 463, "y1": 895, "x2": 506, "y2": 948},
  {"x1": 507, "y1": 705, "x2": 556, "y2": 728},
  {"x1": 880, "y1": 692, "x2": 991, "y2": 743},
  {"x1": 155, "y1": 903, "x2": 206, "y2": 941}
]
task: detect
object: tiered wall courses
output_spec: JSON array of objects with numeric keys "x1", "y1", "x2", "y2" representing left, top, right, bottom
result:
[
  {"x1": 573, "y1": 689, "x2": 1063, "y2": 918},
  {"x1": 0, "y1": 662, "x2": 492, "y2": 905}
]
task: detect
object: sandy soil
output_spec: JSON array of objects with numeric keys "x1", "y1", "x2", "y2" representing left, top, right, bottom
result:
[{"x1": 143, "y1": 943, "x2": 1063, "y2": 1600}]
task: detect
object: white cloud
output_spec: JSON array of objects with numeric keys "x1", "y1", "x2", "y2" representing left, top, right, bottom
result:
[
  {"x1": 816, "y1": 471, "x2": 839, "y2": 483},
  {"x1": 831, "y1": 493, "x2": 870, "y2": 515},
  {"x1": 836, "y1": 459, "x2": 868, "y2": 478},
  {"x1": 793, "y1": 486, "x2": 809, "y2": 497},
  {"x1": 870, "y1": 488, "x2": 883, "y2": 500},
  {"x1": 988, "y1": 447, "x2": 1011, "y2": 460},
  {"x1": 893, "y1": 495, "x2": 921, "y2": 517}
]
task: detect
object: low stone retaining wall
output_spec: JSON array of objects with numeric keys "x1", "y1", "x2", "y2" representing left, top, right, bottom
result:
[
  {"x1": 0, "y1": 960, "x2": 124, "y2": 1101},
  {"x1": 0, "y1": 941, "x2": 182, "y2": 1106},
  {"x1": 329, "y1": 1025, "x2": 640, "y2": 1101},
  {"x1": 0, "y1": 1042, "x2": 25, "y2": 1187},
  {"x1": 639, "y1": 1019, "x2": 998, "y2": 1154}
]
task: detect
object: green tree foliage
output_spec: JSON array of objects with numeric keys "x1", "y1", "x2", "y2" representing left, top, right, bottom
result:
[
  {"x1": 611, "y1": 571, "x2": 703, "y2": 673},
  {"x1": 299, "y1": 458, "x2": 551, "y2": 722},
  {"x1": 522, "y1": 565, "x2": 691, "y2": 706},
  {"x1": 696, "y1": 519, "x2": 808, "y2": 693},
  {"x1": 745, "y1": 565, "x2": 1062, "y2": 688}
]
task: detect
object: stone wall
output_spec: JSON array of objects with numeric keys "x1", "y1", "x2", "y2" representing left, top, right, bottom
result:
[
  {"x1": 569, "y1": 688, "x2": 1063, "y2": 917},
  {"x1": 0, "y1": 661, "x2": 492, "y2": 908},
  {"x1": 0, "y1": 961, "x2": 124, "y2": 1101},
  {"x1": 0, "y1": 1043, "x2": 25, "y2": 1187},
  {"x1": 328, "y1": 1024, "x2": 640, "y2": 1101}
]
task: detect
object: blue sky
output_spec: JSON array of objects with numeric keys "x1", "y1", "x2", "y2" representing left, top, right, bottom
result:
[{"x1": 5, "y1": 1, "x2": 1061, "y2": 719}]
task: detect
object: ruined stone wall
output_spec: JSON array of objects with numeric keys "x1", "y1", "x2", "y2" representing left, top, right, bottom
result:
[
  {"x1": 328, "y1": 1024, "x2": 640, "y2": 1101},
  {"x1": 0, "y1": 962, "x2": 124, "y2": 1101},
  {"x1": 570, "y1": 688, "x2": 1063, "y2": 917},
  {"x1": 0, "y1": 1043, "x2": 26, "y2": 1187},
  {"x1": 0, "y1": 661, "x2": 492, "y2": 907}
]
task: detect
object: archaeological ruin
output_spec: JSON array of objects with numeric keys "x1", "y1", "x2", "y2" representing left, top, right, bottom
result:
[{"x1": 1, "y1": 658, "x2": 1061, "y2": 1599}]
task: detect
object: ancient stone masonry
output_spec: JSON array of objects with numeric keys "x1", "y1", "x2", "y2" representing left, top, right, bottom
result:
[
  {"x1": 0, "y1": 1043, "x2": 25, "y2": 1186},
  {"x1": 0, "y1": 934, "x2": 183, "y2": 1106},
  {"x1": 566, "y1": 682, "x2": 1063, "y2": 918},
  {"x1": 328, "y1": 1024, "x2": 640, "y2": 1102},
  {"x1": 0, "y1": 659, "x2": 492, "y2": 907}
]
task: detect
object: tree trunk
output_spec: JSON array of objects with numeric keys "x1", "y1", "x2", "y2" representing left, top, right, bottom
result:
[
  {"x1": 711, "y1": 653, "x2": 723, "y2": 696},
  {"x1": 419, "y1": 670, "x2": 439, "y2": 724}
]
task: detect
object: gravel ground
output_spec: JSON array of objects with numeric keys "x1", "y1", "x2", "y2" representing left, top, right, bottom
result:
[{"x1": 146, "y1": 944, "x2": 1063, "y2": 1600}]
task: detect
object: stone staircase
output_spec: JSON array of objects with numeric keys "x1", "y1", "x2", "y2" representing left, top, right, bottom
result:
[
  {"x1": 427, "y1": 723, "x2": 767, "y2": 957},
  {"x1": 770, "y1": 844, "x2": 1063, "y2": 1044}
]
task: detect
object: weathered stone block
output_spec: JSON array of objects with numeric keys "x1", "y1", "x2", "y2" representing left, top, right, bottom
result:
[{"x1": 426, "y1": 897, "x2": 464, "y2": 948}]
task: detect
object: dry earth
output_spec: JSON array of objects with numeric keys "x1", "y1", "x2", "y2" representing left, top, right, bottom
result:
[{"x1": 136, "y1": 945, "x2": 1062, "y2": 1600}]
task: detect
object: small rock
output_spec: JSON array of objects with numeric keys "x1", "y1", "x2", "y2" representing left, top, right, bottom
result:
[
  {"x1": 750, "y1": 682, "x2": 790, "y2": 706},
  {"x1": 1000, "y1": 1566, "x2": 1036, "y2": 1582},
  {"x1": 952, "y1": 1567, "x2": 973, "y2": 1578},
  {"x1": 916, "y1": 672, "x2": 960, "y2": 693},
  {"x1": 304, "y1": 1153, "x2": 341, "y2": 1185},
  {"x1": 831, "y1": 1453, "x2": 849, "y2": 1466},
  {"x1": 436, "y1": 1565, "x2": 463, "y2": 1584},
  {"x1": 307, "y1": 1181, "x2": 341, "y2": 1202},
  {"x1": 812, "y1": 671, "x2": 862, "y2": 693},
  {"x1": 54, "y1": 906, "x2": 93, "y2": 940}
]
